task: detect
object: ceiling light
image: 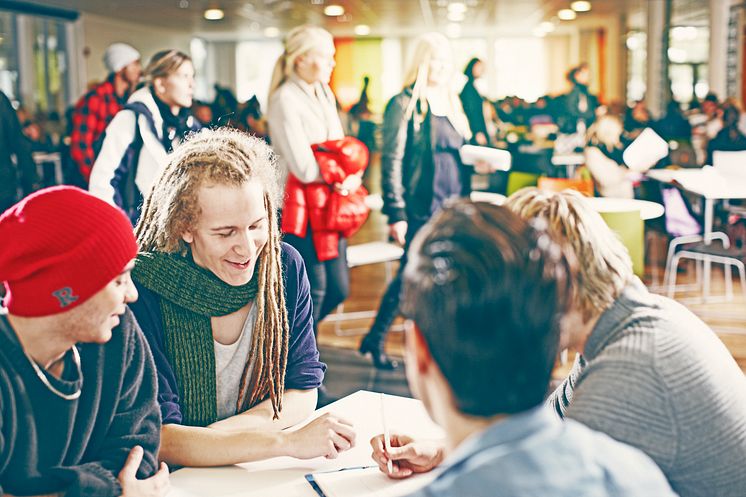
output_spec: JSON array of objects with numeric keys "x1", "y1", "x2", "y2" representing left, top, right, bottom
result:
[
  {"x1": 570, "y1": 1, "x2": 591, "y2": 12},
  {"x1": 446, "y1": 22, "x2": 461, "y2": 38},
  {"x1": 264, "y1": 26, "x2": 280, "y2": 37},
  {"x1": 354, "y1": 24, "x2": 371, "y2": 36},
  {"x1": 540, "y1": 21, "x2": 555, "y2": 32},
  {"x1": 324, "y1": 4, "x2": 345, "y2": 16},
  {"x1": 178, "y1": 0, "x2": 189, "y2": 8},
  {"x1": 204, "y1": 8, "x2": 224, "y2": 20},
  {"x1": 558, "y1": 9, "x2": 577, "y2": 20},
  {"x1": 447, "y1": 2, "x2": 467, "y2": 14},
  {"x1": 447, "y1": 10, "x2": 465, "y2": 22}
]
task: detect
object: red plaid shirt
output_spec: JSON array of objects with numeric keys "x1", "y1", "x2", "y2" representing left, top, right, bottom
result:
[{"x1": 70, "y1": 76, "x2": 126, "y2": 182}]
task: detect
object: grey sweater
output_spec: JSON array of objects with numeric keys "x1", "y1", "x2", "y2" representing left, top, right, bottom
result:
[
  {"x1": 0, "y1": 308, "x2": 161, "y2": 497},
  {"x1": 549, "y1": 279, "x2": 746, "y2": 497}
]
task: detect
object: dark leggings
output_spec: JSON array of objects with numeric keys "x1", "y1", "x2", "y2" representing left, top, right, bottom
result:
[
  {"x1": 285, "y1": 231, "x2": 350, "y2": 332},
  {"x1": 363, "y1": 219, "x2": 426, "y2": 346}
]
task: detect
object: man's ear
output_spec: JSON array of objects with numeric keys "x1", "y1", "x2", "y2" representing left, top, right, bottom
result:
[
  {"x1": 406, "y1": 321, "x2": 434, "y2": 375},
  {"x1": 182, "y1": 230, "x2": 194, "y2": 244}
]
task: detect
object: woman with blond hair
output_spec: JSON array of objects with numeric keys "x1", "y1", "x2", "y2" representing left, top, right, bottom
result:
[
  {"x1": 89, "y1": 49, "x2": 200, "y2": 224},
  {"x1": 358, "y1": 32, "x2": 472, "y2": 369},
  {"x1": 129, "y1": 128, "x2": 355, "y2": 467},
  {"x1": 584, "y1": 114, "x2": 634, "y2": 198},
  {"x1": 267, "y1": 25, "x2": 362, "y2": 335}
]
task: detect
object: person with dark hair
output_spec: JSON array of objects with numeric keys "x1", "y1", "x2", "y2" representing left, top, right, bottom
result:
[
  {"x1": 0, "y1": 90, "x2": 38, "y2": 212},
  {"x1": 554, "y1": 63, "x2": 598, "y2": 135},
  {"x1": 706, "y1": 103, "x2": 746, "y2": 164},
  {"x1": 70, "y1": 43, "x2": 142, "y2": 184},
  {"x1": 349, "y1": 76, "x2": 377, "y2": 154},
  {"x1": 654, "y1": 100, "x2": 692, "y2": 142},
  {"x1": 459, "y1": 58, "x2": 489, "y2": 145},
  {"x1": 369, "y1": 200, "x2": 676, "y2": 496},
  {"x1": 0, "y1": 186, "x2": 168, "y2": 497},
  {"x1": 624, "y1": 99, "x2": 651, "y2": 137}
]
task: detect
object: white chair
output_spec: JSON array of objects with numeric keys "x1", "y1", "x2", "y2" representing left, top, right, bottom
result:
[
  {"x1": 324, "y1": 194, "x2": 405, "y2": 336},
  {"x1": 666, "y1": 237, "x2": 746, "y2": 302}
]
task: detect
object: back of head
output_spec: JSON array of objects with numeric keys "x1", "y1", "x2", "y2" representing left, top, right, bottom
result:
[
  {"x1": 401, "y1": 200, "x2": 574, "y2": 416},
  {"x1": 505, "y1": 188, "x2": 634, "y2": 321},
  {"x1": 145, "y1": 49, "x2": 191, "y2": 84},
  {"x1": 0, "y1": 186, "x2": 137, "y2": 317},
  {"x1": 268, "y1": 25, "x2": 334, "y2": 98}
]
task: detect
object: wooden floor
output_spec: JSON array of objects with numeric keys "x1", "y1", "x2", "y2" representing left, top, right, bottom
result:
[{"x1": 317, "y1": 155, "x2": 746, "y2": 374}]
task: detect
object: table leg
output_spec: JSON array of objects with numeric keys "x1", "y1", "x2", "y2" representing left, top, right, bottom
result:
[{"x1": 703, "y1": 198, "x2": 713, "y2": 302}]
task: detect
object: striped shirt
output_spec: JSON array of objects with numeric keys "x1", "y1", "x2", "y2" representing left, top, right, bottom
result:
[{"x1": 549, "y1": 279, "x2": 746, "y2": 497}]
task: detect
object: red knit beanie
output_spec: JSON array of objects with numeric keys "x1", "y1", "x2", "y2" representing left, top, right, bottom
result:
[{"x1": 0, "y1": 186, "x2": 138, "y2": 317}]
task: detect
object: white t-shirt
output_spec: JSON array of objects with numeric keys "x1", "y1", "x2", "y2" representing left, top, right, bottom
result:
[{"x1": 214, "y1": 305, "x2": 257, "y2": 420}]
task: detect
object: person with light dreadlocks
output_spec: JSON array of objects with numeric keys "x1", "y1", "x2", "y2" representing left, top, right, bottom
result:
[{"x1": 129, "y1": 127, "x2": 355, "y2": 467}]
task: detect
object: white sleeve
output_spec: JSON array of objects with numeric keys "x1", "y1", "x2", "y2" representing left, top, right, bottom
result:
[
  {"x1": 268, "y1": 92, "x2": 321, "y2": 184},
  {"x1": 88, "y1": 110, "x2": 137, "y2": 205}
]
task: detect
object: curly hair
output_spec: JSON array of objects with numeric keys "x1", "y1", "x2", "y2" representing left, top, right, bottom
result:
[{"x1": 136, "y1": 127, "x2": 289, "y2": 418}]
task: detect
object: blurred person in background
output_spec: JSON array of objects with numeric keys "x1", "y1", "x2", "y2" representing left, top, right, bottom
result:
[
  {"x1": 0, "y1": 91, "x2": 38, "y2": 213},
  {"x1": 460, "y1": 58, "x2": 489, "y2": 146},
  {"x1": 89, "y1": 49, "x2": 199, "y2": 224},
  {"x1": 706, "y1": 103, "x2": 746, "y2": 165},
  {"x1": 70, "y1": 43, "x2": 142, "y2": 183},
  {"x1": 358, "y1": 32, "x2": 473, "y2": 369},
  {"x1": 268, "y1": 25, "x2": 362, "y2": 337},
  {"x1": 584, "y1": 114, "x2": 634, "y2": 198}
]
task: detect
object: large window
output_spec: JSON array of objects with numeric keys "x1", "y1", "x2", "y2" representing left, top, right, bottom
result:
[
  {"x1": 668, "y1": 25, "x2": 709, "y2": 103},
  {"x1": 30, "y1": 16, "x2": 70, "y2": 114},
  {"x1": 0, "y1": 11, "x2": 20, "y2": 102}
]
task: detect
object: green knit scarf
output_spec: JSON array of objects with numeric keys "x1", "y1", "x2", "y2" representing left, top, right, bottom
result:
[{"x1": 133, "y1": 251, "x2": 258, "y2": 427}]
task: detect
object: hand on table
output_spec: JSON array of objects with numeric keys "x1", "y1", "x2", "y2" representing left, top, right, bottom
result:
[
  {"x1": 118, "y1": 445, "x2": 170, "y2": 497},
  {"x1": 287, "y1": 413, "x2": 356, "y2": 460},
  {"x1": 370, "y1": 434, "x2": 445, "y2": 479}
]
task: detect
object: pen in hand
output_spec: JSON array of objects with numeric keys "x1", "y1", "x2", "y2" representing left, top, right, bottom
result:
[{"x1": 381, "y1": 393, "x2": 394, "y2": 474}]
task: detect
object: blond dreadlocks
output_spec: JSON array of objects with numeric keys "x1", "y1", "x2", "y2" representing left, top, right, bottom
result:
[{"x1": 136, "y1": 127, "x2": 289, "y2": 418}]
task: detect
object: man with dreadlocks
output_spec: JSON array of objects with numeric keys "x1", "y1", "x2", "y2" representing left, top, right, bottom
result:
[{"x1": 130, "y1": 127, "x2": 355, "y2": 466}]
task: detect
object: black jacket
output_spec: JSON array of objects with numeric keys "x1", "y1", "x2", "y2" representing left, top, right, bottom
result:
[
  {"x1": 0, "y1": 91, "x2": 38, "y2": 209},
  {"x1": 381, "y1": 88, "x2": 469, "y2": 224},
  {"x1": 0, "y1": 309, "x2": 161, "y2": 497},
  {"x1": 460, "y1": 79, "x2": 488, "y2": 140}
]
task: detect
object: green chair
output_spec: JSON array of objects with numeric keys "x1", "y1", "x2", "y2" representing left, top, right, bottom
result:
[
  {"x1": 599, "y1": 209, "x2": 644, "y2": 277},
  {"x1": 506, "y1": 172, "x2": 541, "y2": 197}
]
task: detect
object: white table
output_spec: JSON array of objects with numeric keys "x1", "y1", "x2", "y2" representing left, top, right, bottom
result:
[
  {"x1": 585, "y1": 197, "x2": 664, "y2": 221},
  {"x1": 646, "y1": 168, "x2": 746, "y2": 241},
  {"x1": 169, "y1": 391, "x2": 444, "y2": 497},
  {"x1": 646, "y1": 167, "x2": 746, "y2": 300}
]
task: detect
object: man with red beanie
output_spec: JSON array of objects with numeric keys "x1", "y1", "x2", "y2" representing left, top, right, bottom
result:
[{"x1": 0, "y1": 186, "x2": 168, "y2": 497}]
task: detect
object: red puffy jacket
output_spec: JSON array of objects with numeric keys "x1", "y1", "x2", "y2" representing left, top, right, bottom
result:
[{"x1": 282, "y1": 137, "x2": 370, "y2": 262}]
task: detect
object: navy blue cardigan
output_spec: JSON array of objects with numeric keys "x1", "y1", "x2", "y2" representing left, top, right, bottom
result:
[{"x1": 129, "y1": 242, "x2": 326, "y2": 425}]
